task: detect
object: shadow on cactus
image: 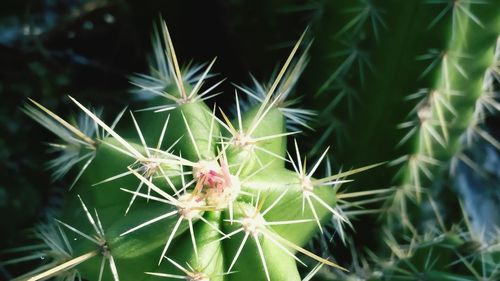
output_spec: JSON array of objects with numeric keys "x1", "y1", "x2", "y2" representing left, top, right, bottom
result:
[{"x1": 2, "y1": 19, "x2": 386, "y2": 281}]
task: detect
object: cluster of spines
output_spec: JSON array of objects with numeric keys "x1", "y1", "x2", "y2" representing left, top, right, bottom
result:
[
  {"x1": 308, "y1": 197, "x2": 500, "y2": 280},
  {"x1": 372, "y1": 198, "x2": 500, "y2": 281}
]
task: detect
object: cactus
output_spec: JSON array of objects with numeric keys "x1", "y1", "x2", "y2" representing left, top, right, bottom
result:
[{"x1": 1, "y1": 19, "x2": 388, "y2": 281}]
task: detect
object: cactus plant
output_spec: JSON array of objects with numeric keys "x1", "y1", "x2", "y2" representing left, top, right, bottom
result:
[{"x1": 1, "y1": 18, "x2": 388, "y2": 281}]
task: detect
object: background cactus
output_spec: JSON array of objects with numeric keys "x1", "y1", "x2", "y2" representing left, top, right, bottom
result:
[{"x1": 1, "y1": 1, "x2": 499, "y2": 281}]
